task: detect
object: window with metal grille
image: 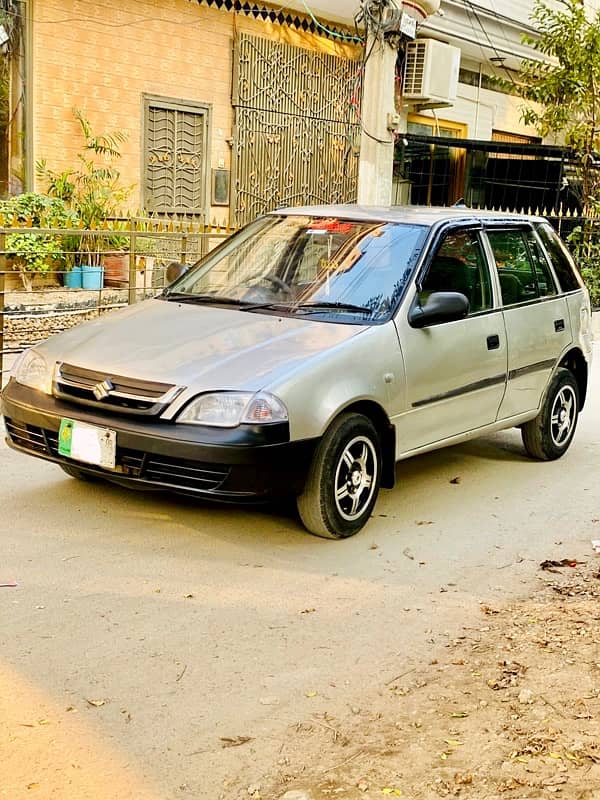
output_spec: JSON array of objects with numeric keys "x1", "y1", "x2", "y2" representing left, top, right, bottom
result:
[{"x1": 143, "y1": 96, "x2": 210, "y2": 216}]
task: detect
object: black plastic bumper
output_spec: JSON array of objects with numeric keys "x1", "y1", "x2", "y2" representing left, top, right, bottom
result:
[{"x1": 1, "y1": 381, "x2": 318, "y2": 500}]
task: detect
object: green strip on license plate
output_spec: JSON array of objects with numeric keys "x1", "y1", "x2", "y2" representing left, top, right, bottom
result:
[{"x1": 58, "y1": 418, "x2": 74, "y2": 457}]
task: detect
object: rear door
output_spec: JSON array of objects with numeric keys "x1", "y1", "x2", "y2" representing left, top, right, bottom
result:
[{"x1": 484, "y1": 225, "x2": 573, "y2": 419}]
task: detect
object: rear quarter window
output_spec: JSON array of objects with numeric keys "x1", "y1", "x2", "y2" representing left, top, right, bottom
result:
[{"x1": 536, "y1": 223, "x2": 583, "y2": 292}]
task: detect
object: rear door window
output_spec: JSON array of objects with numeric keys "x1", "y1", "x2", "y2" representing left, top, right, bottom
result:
[
  {"x1": 486, "y1": 228, "x2": 553, "y2": 306},
  {"x1": 525, "y1": 231, "x2": 557, "y2": 297}
]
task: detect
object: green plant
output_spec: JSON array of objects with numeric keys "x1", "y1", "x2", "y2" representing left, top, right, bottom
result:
[
  {"x1": 567, "y1": 222, "x2": 600, "y2": 307},
  {"x1": 0, "y1": 193, "x2": 77, "y2": 290},
  {"x1": 36, "y1": 109, "x2": 132, "y2": 265},
  {"x1": 515, "y1": 0, "x2": 600, "y2": 212}
]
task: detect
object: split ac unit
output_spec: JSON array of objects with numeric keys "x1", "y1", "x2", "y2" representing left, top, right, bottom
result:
[{"x1": 403, "y1": 39, "x2": 461, "y2": 104}]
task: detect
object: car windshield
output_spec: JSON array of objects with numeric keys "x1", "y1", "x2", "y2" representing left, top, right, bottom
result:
[{"x1": 165, "y1": 215, "x2": 427, "y2": 324}]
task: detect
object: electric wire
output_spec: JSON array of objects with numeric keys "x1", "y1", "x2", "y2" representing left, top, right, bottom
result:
[{"x1": 299, "y1": 0, "x2": 363, "y2": 42}]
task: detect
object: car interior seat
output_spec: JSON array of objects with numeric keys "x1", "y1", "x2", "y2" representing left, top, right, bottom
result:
[
  {"x1": 424, "y1": 256, "x2": 473, "y2": 305},
  {"x1": 498, "y1": 272, "x2": 522, "y2": 305}
]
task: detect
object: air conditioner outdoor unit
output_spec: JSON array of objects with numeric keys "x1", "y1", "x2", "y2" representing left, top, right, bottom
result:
[{"x1": 403, "y1": 39, "x2": 461, "y2": 104}]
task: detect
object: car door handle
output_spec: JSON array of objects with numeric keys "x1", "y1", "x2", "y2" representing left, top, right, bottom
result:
[
  {"x1": 487, "y1": 334, "x2": 500, "y2": 350},
  {"x1": 554, "y1": 318, "x2": 565, "y2": 332}
]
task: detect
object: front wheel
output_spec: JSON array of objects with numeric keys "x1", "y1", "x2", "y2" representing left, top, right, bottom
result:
[
  {"x1": 521, "y1": 367, "x2": 579, "y2": 460},
  {"x1": 297, "y1": 413, "x2": 382, "y2": 539}
]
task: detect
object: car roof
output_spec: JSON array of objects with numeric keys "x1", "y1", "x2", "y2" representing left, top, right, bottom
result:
[{"x1": 270, "y1": 204, "x2": 546, "y2": 227}]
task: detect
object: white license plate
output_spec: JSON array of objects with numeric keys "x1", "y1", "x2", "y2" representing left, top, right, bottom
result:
[{"x1": 58, "y1": 419, "x2": 117, "y2": 469}]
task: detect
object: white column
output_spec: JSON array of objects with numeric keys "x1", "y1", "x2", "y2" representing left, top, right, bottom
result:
[{"x1": 356, "y1": 33, "x2": 398, "y2": 207}]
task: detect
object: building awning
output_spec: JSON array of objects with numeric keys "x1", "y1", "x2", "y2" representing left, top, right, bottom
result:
[
  {"x1": 402, "y1": 133, "x2": 571, "y2": 160},
  {"x1": 190, "y1": 0, "x2": 359, "y2": 40}
]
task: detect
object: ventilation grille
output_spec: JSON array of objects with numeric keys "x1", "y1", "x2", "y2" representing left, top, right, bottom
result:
[
  {"x1": 4, "y1": 418, "x2": 230, "y2": 493},
  {"x1": 404, "y1": 40, "x2": 427, "y2": 97}
]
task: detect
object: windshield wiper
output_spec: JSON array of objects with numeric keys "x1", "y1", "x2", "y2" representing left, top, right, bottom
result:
[
  {"x1": 238, "y1": 301, "x2": 296, "y2": 312},
  {"x1": 293, "y1": 301, "x2": 372, "y2": 314},
  {"x1": 161, "y1": 291, "x2": 247, "y2": 306}
]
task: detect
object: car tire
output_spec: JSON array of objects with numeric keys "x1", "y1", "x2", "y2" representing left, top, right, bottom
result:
[
  {"x1": 521, "y1": 367, "x2": 579, "y2": 460},
  {"x1": 297, "y1": 412, "x2": 381, "y2": 539},
  {"x1": 59, "y1": 463, "x2": 96, "y2": 481}
]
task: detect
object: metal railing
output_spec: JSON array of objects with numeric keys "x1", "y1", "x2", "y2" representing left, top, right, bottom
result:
[{"x1": 0, "y1": 219, "x2": 232, "y2": 385}]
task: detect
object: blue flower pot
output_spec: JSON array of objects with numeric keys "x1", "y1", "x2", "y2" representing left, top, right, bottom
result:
[
  {"x1": 81, "y1": 265, "x2": 104, "y2": 290},
  {"x1": 64, "y1": 265, "x2": 83, "y2": 289}
]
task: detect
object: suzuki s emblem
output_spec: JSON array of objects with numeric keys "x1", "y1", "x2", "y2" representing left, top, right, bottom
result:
[{"x1": 93, "y1": 378, "x2": 114, "y2": 401}]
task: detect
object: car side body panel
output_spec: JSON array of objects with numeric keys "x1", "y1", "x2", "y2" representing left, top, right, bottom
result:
[
  {"x1": 269, "y1": 323, "x2": 404, "y2": 442},
  {"x1": 497, "y1": 296, "x2": 573, "y2": 419}
]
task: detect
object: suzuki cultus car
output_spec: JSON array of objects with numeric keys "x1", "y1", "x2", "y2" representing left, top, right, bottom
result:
[{"x1": 2, "y1": 206, "x2": 592, "y2": 538}]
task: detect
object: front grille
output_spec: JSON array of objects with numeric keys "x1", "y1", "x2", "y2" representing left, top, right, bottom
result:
[
  {"x1": 54, "y1": 362, "x2": 184, "y2": 416},
  {"x1": 4, "y1": 418, "x2": 230, "y2": 493},
  {"x1": 144, "y1": 455, "x2": 230, "y2": 491},
  {"x1": 4, "y1": 418, "x2": 51, "y2": 455}
]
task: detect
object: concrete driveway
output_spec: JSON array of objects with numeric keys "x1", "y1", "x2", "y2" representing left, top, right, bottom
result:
[{"x1": 2, "y1": 346, "x2": 599, "y2": 799}]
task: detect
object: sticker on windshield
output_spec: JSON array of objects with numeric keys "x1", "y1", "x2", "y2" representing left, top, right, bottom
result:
[{"x1": 308, "y1": 219, "x2": 353, "y2": 234}]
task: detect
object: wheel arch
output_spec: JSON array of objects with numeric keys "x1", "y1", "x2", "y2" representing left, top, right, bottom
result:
[
  {"x1": 559, "y1": 347, "x2": 588, "y2": 409},
  {"x1": 339, "y1": 400, "x2": 396, "y2": 489}
]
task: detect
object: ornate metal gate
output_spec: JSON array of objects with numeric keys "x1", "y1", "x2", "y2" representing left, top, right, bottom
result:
[{"x1": 232, "y1": 33, "x2": 361, "y2": 227}]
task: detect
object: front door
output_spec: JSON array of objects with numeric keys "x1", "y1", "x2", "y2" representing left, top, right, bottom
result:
[{"x1": 392, "y1": 227, "x2": 507, "y2": 455}]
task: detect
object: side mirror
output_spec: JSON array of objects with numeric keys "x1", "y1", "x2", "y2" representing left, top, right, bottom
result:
[
  {"x1": 166, "y1": 261, "x2": 189, "y2": 285},
  {"x1": 408, "y1": 291, "x2": 469, "y2": 329}
]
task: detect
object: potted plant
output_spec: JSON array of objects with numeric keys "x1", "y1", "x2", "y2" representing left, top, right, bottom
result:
[
  {"x1": 0, "y1": 193, "x2": 78, "y2": 290},
  {"x1": 36, "y1": 109, "x2": 132, "y2": 290}
]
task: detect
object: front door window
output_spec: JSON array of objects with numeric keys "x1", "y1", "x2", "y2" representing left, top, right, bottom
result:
[{"x1": 420, "y1": 230, "x2": 492, "y2": 314}]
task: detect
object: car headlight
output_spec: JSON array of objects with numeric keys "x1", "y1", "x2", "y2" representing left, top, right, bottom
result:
[
  {"x1": 178, "y1": 391, "x2": 288, "y2": 427},
  {"x1": 11, "y1": 348, "x2": 54, "y2": 394}
]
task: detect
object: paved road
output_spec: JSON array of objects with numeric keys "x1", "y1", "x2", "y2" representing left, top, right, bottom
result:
[{"x1": 2, "y1": 346, "x2": 599, "y2": 799}]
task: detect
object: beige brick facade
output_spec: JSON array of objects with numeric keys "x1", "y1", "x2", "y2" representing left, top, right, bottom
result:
[{"x1": 32, "y1": 0, "x2": 358, "y2": 222}]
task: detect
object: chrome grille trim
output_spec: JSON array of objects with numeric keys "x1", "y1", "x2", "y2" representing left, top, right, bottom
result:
[{"x1": 53, "y1": 362, "x2": 185, "y2": 416}]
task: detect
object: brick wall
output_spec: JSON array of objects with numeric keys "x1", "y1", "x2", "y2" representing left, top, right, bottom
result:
[{"x1": 32, "y1": 0, "x2": 358, "y2": 223}]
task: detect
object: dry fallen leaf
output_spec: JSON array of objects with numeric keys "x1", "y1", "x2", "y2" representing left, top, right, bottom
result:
[
  {"x1": 300, "y1": 608, "x2": 316, "y2": 614},
  {"x1": 85, "y1": 699, "x2": 106, "y2": 707},
  {"x1": 220, "y1": 735, "x2": 253, "y2": 748},
  {"x1": 305, "y1": 690, "x2": 318, "y2": 698},
  {"x1": 453, "y1": 773, "x2": 473, "y2": 785}
]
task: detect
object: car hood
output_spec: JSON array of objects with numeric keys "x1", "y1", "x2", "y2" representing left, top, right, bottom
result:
[{"x1": 39, "y1": 299, "x2": 367, "y2": 395}]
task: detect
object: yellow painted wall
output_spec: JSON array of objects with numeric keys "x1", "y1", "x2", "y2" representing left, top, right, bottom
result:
[{"x1": 32, "y1": 0, "x2": 359, "y2": 220}]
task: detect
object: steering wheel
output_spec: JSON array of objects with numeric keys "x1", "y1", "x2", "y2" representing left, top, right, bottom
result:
[{"x1": 262, "y1": 275, "x2": 292, "y2": 295}]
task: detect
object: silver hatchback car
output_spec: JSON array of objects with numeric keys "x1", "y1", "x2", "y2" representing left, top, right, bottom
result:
[{"x1": 2, "y1": 206, "x2": 592, "y2": 538}]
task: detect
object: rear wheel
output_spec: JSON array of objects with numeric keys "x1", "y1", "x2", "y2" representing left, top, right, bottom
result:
[
  {"x1": 297, "y1": 413, "x2": 381, "y2": 539},
  {"x1": 521, "y1": 367, "x2": 579, "y2": 460}
]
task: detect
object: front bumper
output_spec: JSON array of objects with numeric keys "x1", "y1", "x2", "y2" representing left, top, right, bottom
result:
[{"x1": 1, "y1": 381, "x2": 318, "y2": 500}]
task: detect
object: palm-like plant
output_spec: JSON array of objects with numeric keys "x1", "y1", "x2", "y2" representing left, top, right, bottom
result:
[{"x1": 36, "y1": 109, "x2": 132, "y2": 266}]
